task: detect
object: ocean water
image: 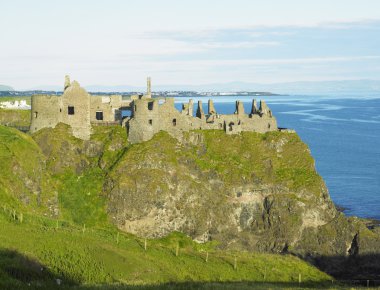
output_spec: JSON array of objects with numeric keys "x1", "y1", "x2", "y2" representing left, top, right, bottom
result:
[{"x1": 173, "y1": 95, "x2": 380, "y2": 220}]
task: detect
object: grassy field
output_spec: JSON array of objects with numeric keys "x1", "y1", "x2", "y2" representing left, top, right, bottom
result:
[
  {"x1": 0, "y1": 207, "x2": 337, "y2": 290},
  {"x1": 0, "y1": 108, "x2": 31, "y2": 127}
]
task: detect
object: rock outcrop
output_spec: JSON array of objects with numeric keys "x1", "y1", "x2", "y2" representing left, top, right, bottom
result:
[{"x1": 104, "y1": 130, "x2": 380, "y2": 278}]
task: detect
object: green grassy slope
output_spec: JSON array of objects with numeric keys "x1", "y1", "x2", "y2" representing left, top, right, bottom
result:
[{"x1": 0, "y1": 210, "x2": 332, "y2": 289}]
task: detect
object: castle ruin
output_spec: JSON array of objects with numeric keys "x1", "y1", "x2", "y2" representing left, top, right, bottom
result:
[{"x1": 30, "y1": 76, "x2": 278, "y2": 142}]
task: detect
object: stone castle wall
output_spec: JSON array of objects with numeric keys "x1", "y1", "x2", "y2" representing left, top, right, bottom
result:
[
  {"x1": 30, "y1": 94, "x2": 61, "y2": 133},
  {"x1": 126, "y1": 97, "x2": 278, "y2": 143},
  {"x1": 127, "y1": 98, "x2": 200, "y2": 143},
  {"x1": 90, "y1": 95, "x2": 123, "y2": 123},
  {"x1": 30, "y1": 76, "x2": 278, "y2": 143}
]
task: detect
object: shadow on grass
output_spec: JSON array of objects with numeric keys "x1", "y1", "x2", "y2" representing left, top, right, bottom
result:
[
  {"x1": 0, "y1": 248, "x2": 76, "y2": 289},
  {"x1": 307, "y1": 253, "x2": 380, "y2": 281},
  {"x1": 1, "y1": 248, "x2": 380, "y2": 290}
]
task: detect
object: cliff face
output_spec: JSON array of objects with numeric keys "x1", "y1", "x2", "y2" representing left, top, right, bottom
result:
[
  {"x1": 1, "y1": 124, "x2": 379, "y2": 278},
  {"x1": 104, "y1": 130, "x2": 362, "y2": 253}
]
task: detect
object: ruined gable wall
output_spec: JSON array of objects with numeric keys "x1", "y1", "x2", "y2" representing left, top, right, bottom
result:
[
  {"x1": 60, "y1": 81, "x2": 91, "y2": 140},
  {"x1": 30, "y1": 95, "x2": 61, "y2": 133},
  {"x1": 90, "y1": 95, "x2": 123, "y2": 123},
  {"x1": 155, "y1": 98, "x2": 201, "y2": 135}
]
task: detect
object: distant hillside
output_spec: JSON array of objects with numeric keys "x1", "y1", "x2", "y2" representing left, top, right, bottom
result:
[
  {"x1": 0, "y1": 85, "x2": 14, "y2": 91},
  {"x1": 83, "y1": 79, "x2": 380, "y2": 95},
  {"x1": 27, "y1": 79, "x2": 380, "y2": 96}
]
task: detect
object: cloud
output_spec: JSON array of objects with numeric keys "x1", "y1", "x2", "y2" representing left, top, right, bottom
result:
[{"x1": 2, "y1": 18, "x2": 380, "y2": 89}]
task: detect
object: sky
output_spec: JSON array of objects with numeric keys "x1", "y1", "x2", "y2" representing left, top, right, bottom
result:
[{"x1": 1, "y1": 0, "x2": 380, "y2": 90}]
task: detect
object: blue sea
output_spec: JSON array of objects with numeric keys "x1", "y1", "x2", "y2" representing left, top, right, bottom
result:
[{"x1": 174, "y1": 95, "x2": 380, "y2": 220}]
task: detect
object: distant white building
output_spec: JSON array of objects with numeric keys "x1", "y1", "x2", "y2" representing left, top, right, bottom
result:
[{"x1": 0, "y1": 100, "x2": 31, "y2": 110}]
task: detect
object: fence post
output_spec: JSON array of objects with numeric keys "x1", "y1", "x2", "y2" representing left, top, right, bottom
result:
[
  {"x1": 116, "y1": 232, "x2": 119, "y2": 244},
  {"x1": 234, "y1": 256, "x2": 237, "y2": 270},
  {"x1": 175, "y1": 242, "x2": 179, "y2": 257},
  {"x1": 144, "y1": 238, "x2": 147, "y2": 251},
  {"x1": 298, "y1": 273, "x2": 302, "y2": 285},
  {"x1": 205, "y1": 251, "x2": 209, "y2": 263}
]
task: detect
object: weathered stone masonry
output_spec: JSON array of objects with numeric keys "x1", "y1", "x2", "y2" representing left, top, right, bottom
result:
[
  {"x1": 30, "y1": 76, "x2": 128, "y2": 140},
  {"x1": 30, "y1": 76, "x2": 278, "y2": 142}
]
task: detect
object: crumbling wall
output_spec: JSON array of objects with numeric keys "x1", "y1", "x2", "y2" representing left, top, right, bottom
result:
[
  {"x1": 30, "y1": 76, "x2": 278, "y2": 143},
  {"x1": 127, "y1": 98, "x2": 278, "y2": 144},
  {"x1": 127, "y1": 98, "x2": 202, "y2": 143}
]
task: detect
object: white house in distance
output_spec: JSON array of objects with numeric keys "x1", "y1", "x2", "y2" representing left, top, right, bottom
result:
[{"x1": 0, "y1": 100, "x2": 31, "y2": 110}]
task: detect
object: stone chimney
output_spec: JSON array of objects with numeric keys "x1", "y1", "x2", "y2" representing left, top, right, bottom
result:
[
  {"x1": 147, "y1": 77, "x2": 151, "y2": 96},
  {"x1": 251, "y1": 99, "x2": 258, "y2": 115},
  {"x1": 259, "y1": 100, "x2": 272, "y2": 117},
  {"x1": 196, "y1": 100, "x2": 205, "y2": 119},
  {"x1": 208, "y1": 99, "x2": 217, "y2": 115},
  {"x1": 188, "y1": 99, "x2": 194, "y2": 116},
  {"x1": 235, "y1": 100, "x2": 245, "y2": 116},
  {"x1": 64, "y1": 75, "x2": 70, "y2": 91}
]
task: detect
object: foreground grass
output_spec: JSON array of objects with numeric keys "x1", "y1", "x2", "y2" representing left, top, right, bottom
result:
[{"x1": 0, "y1": 210, "x2": 333, "y2": 289}]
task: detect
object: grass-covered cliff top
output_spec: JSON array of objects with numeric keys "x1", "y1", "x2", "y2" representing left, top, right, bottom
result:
[{"x1": 111, "y1": 129, "x2": 325, "y2": 197}]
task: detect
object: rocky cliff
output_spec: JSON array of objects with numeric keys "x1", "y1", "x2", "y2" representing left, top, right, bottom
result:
[
  {"x1": 104, "y1": 130, "x2": 380, "y2": 256},
  {"x1": 1, "y1": 123, "x2": 379, "y2": 278}
]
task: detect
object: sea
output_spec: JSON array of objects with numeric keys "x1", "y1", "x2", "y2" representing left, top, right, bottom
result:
[{"x1": 173, "y1": 95, "x2": 380, "y2": 220}]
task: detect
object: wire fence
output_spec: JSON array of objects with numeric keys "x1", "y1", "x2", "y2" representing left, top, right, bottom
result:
[{"x1": 2, "y1": 205, "x2": 380, "y2": 288}]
